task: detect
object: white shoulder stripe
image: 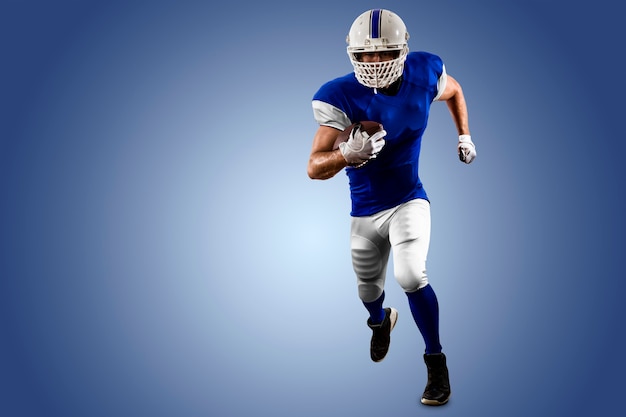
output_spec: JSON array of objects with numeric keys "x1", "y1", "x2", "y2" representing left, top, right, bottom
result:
[
  {"x1": 312, "y1": 100, "x2": 352, "y2": 130},
  {"x1": 433, "y1": 64, "x2": 447, "y2": 102}
]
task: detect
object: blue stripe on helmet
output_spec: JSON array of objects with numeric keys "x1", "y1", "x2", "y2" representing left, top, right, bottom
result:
[{"x1": 371, "y1": 9, "x2": 381, "y2": 38}]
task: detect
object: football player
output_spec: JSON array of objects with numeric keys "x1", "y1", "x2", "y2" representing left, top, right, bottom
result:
[{"x1": 307, "y1": 9, "x2": 476, "y2": 406}]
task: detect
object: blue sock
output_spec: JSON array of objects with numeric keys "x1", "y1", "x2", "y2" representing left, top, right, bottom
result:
[
  {"x1": 406, "y1": 284, "x2": 442, "y2": 354},
  {"x1": 363, "y1": 291, "x2": 386, "y2": 324}
]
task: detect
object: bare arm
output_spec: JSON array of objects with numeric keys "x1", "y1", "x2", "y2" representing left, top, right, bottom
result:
[
  {"x1": 437, "y1": 74, "x2": 470, "y2": 136},
  {"x1": 307, "y1": 125, "x2": 349, "y2": 180}
]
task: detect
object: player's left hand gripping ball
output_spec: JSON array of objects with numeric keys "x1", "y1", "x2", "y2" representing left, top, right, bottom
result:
[
  {"x1": 336, "y1": 121, "x2": 386, "y2": 167},
  {"x1": 458, "y1": 134, "x2": 476, "y2": 164}
]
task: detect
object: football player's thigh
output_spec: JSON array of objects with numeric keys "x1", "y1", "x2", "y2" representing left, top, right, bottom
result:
[
  {"x1": 390, "y1": 199, "x2": 431, "y2": 291},
  {"x1": 390, "y1": 199, "x2": 431, "y2": 245},
  {"x1": 350, "y1": 215, "x2": 391, "y2": 302}
]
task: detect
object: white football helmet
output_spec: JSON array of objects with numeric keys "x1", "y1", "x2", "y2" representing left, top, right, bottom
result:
[{"x1": 346, "y1": 9, "x2": 409, "y2": 89}]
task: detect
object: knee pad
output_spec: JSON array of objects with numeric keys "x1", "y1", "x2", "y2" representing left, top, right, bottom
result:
[
  {"x1": 357, "y1": 280, "x2": 384, "y2": 303},
  {"x1": 351, "y1": 235, "x2": 388, "y2": 303}
]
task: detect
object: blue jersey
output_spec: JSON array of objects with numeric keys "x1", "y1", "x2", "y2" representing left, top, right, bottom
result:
[{"x1": 312, "y1": 51, "x2": 445, "y2": 216}]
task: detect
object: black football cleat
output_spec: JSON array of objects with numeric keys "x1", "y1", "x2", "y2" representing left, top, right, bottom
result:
[
  {"x1": 367, "y1": 307, "x2": 398, "y2": 362},
  {"x1": 421, "y1": 353, "x2": 451, "y2": 406}
]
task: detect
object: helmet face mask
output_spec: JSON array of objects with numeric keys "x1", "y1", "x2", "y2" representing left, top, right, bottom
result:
[{"x1": 346, "y1": 9, "x2": 409, "y2": 89}]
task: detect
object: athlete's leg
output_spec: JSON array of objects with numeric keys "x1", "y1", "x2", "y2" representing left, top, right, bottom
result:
[
  {"x1": 350, "y1": 214, "x2": 391, "y2": 313},
  {"x1": 389, "y1": 199, "x2": 441, "y2": 353},
  {"x1": 351, "y1": 214, "x2": 397, "y2": 362},
  {"x1": 389, "y1": 199, "x2": 450, "y2": 404},
  {"x1": 362, "y1": 291, "x2": 386, "y2": 324},
  {"x1": 389, "y1": 199, "x2": 430, "y2": 292},
  {"x1": 406, "y1": 285, "x2": 442, "y2": 354}
]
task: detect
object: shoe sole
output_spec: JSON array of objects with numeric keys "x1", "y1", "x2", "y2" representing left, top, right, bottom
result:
[
  {"x1": 420, "y1": 394, "x2": 450, "y2": 406},
  {"x1": 388, "y1": 308, "x2": 398, "y2": 332}
]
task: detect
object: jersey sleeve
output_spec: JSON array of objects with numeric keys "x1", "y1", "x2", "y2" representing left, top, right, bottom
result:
[
  {"x1": 312, "y1": 74, "x2": 365, "y2": 130},
  {"x1": 311, "y1": 100, "x2": 351, "y2": 130},
  {"x1": 432, "y1": 64, "x2": 447, "y2": 101}
]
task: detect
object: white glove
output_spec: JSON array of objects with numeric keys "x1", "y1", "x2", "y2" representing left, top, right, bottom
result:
[
  {"x1": 458, "y1": 134, "x2": 476, "y2": 164},
  {"x1": 339, "y1": 124, "x2": 387, "y2": 167}
]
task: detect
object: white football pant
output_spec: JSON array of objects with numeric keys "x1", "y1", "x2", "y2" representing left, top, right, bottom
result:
[{"x1": 350, "y1": 198, "x2": 431, "y2": 303}]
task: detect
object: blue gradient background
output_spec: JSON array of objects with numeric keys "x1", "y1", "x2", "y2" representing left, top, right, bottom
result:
[{"x1": 1, "y1": 1, "x2": 624, "y2": 416}]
